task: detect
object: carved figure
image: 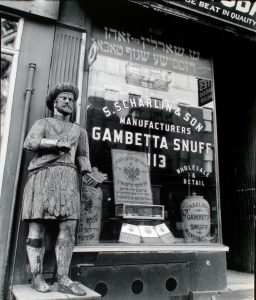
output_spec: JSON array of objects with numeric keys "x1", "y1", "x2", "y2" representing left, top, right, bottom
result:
[{"x1": 22, "y1": 83, "x2": 91, "y2": 296}]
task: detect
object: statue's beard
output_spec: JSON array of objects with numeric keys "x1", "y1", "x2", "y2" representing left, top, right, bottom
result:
[{"x1": 55, "y1": 105, "x2": 73, "y2": 115}]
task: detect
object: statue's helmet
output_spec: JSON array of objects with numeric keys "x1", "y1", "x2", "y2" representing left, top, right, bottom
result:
[{"x1": 46, "y1": 82, "x2": 79, "y2": 111}]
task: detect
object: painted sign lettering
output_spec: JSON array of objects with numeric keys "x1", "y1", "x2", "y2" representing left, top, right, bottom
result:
[{"x1": 167, "y1": 0, "x2": 256, "y2": 32}]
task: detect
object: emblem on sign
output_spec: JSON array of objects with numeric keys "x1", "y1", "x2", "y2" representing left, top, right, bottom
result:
[
  {"x1": 87, "y1": 39, "x2": 98, "y2": 67},
  {"x1": 124, "y1": 164, "x2": 140, "y2": 181}
]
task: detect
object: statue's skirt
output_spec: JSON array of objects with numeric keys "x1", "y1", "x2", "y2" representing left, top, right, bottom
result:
[{"x1": 22, "y1": 164, "x2": 80, "y2": 220}]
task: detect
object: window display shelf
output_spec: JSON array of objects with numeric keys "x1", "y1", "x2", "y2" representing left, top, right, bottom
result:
[{"x1": 73, "y1": 244, "x2": 229, "y2": 253}]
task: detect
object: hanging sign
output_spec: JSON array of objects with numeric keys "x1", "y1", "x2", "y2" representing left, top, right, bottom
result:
[
  {"x1": 87, "y1": 40, "x2": 98, "y2": 67},
  {"x1": 198, "y1": 78, "x2": 212, "y2": 107},
  {"x1": 166, "y1": 0, "x2": 256, "y2": 33}
]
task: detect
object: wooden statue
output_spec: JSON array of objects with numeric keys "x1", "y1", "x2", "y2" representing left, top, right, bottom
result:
[{"x1": 22, "y1": 83, "x2": 91, "y2": 296}]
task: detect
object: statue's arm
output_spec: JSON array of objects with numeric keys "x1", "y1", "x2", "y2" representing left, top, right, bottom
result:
[
  {"x1": 76, "y1": 128, "x2": 92, "y2": 174},
  {"x1": 24, "y1": 119, "x2": 59, "y2": 152}
]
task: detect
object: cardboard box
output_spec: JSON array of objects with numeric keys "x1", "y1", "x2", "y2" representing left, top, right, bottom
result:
[
  {"x1": 119, "y1": 223, "x2": 141, "y2": 244},
  {"x1": 138, "y1": 225, "x2": 163, "y2": 244},
  {"x1": 154, "y1": 223, "x2": 176, "y2": 244}
]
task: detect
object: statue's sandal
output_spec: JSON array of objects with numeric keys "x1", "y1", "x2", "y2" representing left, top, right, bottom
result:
[
  {"x1": 31, "y1": 274, "x2": 51, "y2": 293},
  {"x1": 58, "y1": 280, "x2": 87, "y2": 296}
]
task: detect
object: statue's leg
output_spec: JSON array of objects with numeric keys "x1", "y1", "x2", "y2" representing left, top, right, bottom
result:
[
  {"x1": 56, "y1": 220, "x2": 86, "y2": 296},
  {"x1": 27, "y1": 221, "x2": 51, "y2": 292}
]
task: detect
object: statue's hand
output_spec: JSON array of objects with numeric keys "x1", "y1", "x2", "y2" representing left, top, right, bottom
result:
[{"x1": 57, "y1": 141, "x2": 71, "y2": 152}]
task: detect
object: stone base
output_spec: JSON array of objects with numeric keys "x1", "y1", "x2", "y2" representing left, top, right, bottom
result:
[
  {"x1": 11, "y1": 284, "x2": 101, "y2": 300},
  {"x1": 190, "y1": 289, "x2": 254, "y2": 300}
]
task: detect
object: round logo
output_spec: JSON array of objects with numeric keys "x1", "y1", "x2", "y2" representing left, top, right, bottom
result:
[{"x1": 88, "y1": 40, "x2": 98, "y2": 67}]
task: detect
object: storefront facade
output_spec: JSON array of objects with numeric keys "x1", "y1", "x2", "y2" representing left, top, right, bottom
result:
[{"x1": 0, "y1": 1, "x2": 255, "y2": 299}]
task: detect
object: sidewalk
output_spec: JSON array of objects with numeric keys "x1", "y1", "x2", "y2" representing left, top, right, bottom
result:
[
  {"x1": 226, "y1": 270, "x2": 254, "y2": 299},
  {"x1": 191, "y1": 270, "x2": 254, "y2": 300}
]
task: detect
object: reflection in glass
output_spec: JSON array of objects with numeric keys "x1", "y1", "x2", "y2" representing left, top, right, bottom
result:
[
  {"x1": 1, "y1": 54, "x2": 13, "y2": 153},
  {"x1": 1, "y1": 18, "x2": 18, "y2": 48},
  {"x1": 80, "y1": 25, "x2": 219, "y2": 247},
  {"x1": 1, "y1": 17, "x2": 18, "y2": 157}
]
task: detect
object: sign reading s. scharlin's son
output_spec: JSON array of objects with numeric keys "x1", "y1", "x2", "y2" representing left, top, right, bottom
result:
[
  {"x1": 85, "y1": 22, "x2": 220, "y2": 244},
  {"x1": 167, "y1": 0, "x2": 256, "y2": 32}
]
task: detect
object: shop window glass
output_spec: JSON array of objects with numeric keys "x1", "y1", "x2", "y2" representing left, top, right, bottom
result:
[
  {"x1": 1, "y1": 53, "x2": 13, "y2": 149},
  {"x1": 1, "y1": 18, "x2": 18, "y2": 48},
  {"x1": 0, "y1": 18, "x2": 19, "y2": 158},
  {"x1": 78, "y1": 25, "x2": 220, "y2": 247}
]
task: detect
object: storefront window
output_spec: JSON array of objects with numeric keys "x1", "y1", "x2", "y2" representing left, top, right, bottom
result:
[
  {"x1": 1, "y1": 53, "x2": 13, "y2": 149},
  {"x1": 1, "y1": 18, "x2": 19, "y2": 156},
  {"x1": 78, "y1": 24, "x2": 221, "y2": 247},
  {"x1": 1, "y1": 18, "x2": 18, "y2": 48}
]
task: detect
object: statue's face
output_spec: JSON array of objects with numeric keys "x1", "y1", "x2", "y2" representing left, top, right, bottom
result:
[{"x1": 54, "y1": 92, "x2": 74, "y2": 115}]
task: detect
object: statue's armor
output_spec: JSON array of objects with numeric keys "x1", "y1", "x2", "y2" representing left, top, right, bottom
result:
[{"x1": 22, "y1": 118, "x2": 91, "y2": 220}]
